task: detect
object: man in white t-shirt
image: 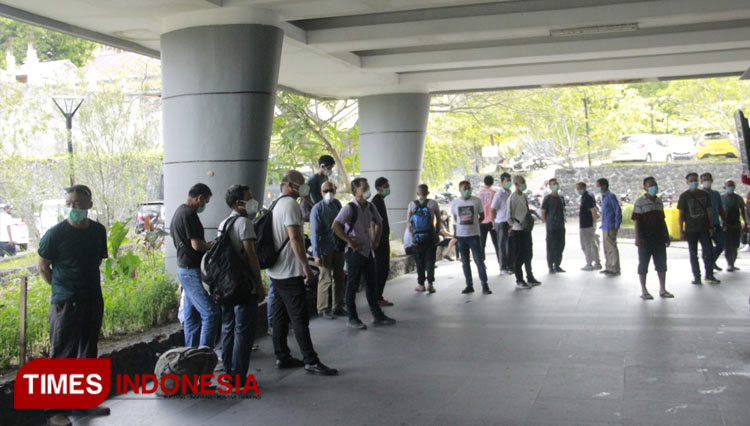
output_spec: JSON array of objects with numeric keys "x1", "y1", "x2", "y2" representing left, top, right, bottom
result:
[
  {"x1": 267, "y1": 170, "x2": 337, "y2": 376},
  {"x1": 450, "y1": 181, "x2": 491, "y2": 294},
  {"x1": 0, "y1": 204, "x2": 16, "y2": 257},
  {"x1": 490, "y1": 173, "x2": 513, "y2": 274}
]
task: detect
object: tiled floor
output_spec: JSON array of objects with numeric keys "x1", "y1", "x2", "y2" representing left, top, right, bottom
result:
[{"x1": 84, "y1": 228, "x2": 750, "y2": 426}]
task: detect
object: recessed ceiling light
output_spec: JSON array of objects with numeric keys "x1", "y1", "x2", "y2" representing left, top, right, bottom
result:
[{"x1": 550, "y1": 23, "x2": 639, "y2": 37}]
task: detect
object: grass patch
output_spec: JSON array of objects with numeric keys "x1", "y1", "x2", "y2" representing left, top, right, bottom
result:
[{"x1": 0, "y1": 252, "x2": 37, "y2": 271}]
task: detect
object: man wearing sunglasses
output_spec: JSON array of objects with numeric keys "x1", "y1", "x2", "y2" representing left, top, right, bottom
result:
[{"x1": 310, "y1": 181, "x2": 346, "y2": 319}]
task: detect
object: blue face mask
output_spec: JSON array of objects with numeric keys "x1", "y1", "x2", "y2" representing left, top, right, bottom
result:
[
  {"x1": 727, "y1": 186, "x2": 735, "y2": 194},
  {"x1": 688, "y1": 182, "x2": 698, "y2": 190},
  {"x1": 647, "y1": 186, "x2": 658, "y2": 196}
]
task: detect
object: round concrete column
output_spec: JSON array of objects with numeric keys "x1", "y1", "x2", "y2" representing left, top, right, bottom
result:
[
  {"x1": 161, "y1": 20, "x2": 282, "y2": 269},
  {"x1": 358, "y1": 93, "x2": 430, "y2": 239}
]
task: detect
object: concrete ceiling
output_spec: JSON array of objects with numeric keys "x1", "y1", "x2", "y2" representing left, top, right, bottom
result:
[{"x1": 1, "y1": 0, "x2": 750, "y2": 98}]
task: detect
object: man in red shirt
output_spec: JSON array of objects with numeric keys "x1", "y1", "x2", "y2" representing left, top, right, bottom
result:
[{"x1": 478, "y1": 175, "x2": 497, "y2": 262}]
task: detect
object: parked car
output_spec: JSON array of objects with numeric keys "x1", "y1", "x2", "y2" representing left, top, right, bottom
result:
[
  {"x1": 696, "y1": 130, "x2": 738, "y2": 159},
  {"x1": 136, "y1": 201, "x2": 165, "y2": 234},
  {"x1": 660, "y1": 134, "x2": 697, "y2": 161},
  {"x1": 611, "y1": 133, "x2": 670, "y2": 163}
]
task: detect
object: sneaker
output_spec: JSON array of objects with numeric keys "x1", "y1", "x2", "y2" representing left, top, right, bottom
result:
[
  {"x1": 593, "y1": 263, "x2": 603, "y2": 270},
  {"x1": 276, "y1": 357, "x2": 305, "y2": 369},
  {"x1": 47, "y1": 414, "x2": 72, "y2": 426},
  {"x1": 372, "y1": 316, "x2": 397, "y2": 326},
  {"x1": 599, "y1": 269, "x2": 611, "y2": 274},
  {"x1": 461, "y1": 286, "x2": 475, "y2": 294},
  {"x1": 378, "y1": 299, "x2": 394, "y2": 307},
  {"x1": 581, "y1": 265, "x2": 594, "y2": 271},
  {"x1": 691, "y1": 277, "x2": 702, "y2": 285},
  {"x1": 705, "y1": 276, "x2": 721, "y2": 284},
  {"x1": 348, "y1": 318, "x2": 367, "y2": 329},
  {"x1": 482, "y1": 286, "x2": 493, "y2": 295},
  {"x1": 516, "y1": 281, "x2": 531, "y2": 289},
  {"x1": 527, "y1": 278, "x2": 542, "y2": 286},
  {"x1": 305, "y1": 362, "x2": 338, "y2": 376},
  {"x1": 499, "y1": 269, "x2": 510, "y2": 275},
  {"x1": 443, "y1": 255, "x2": 455, "y2": 261},
  {"x1": 333, "y1": 309, "x2": 348, "y2": 317},
  {"x1": 554, "y1": 266, "x2": 566, "y2": 273},
  {"x1": 713, "y1": 264, "x2": 722, "y2": 272},
  {"x1": 320, "y1": 311, "x2": 336, "y2": 320},
  {"x1": 728, "y1": 266, "x2": 739, "y2": 272},
  {"x1": 427, "y1": 284, "x2": 436, "y2": 293},
  {"x1": 415, "y1": 285, "x2": 426, "y2": 292}
]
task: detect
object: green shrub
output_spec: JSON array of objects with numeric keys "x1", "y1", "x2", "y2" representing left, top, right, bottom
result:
[{"x1": 621, "y1": 203, "x2": 635, "y2": 227}]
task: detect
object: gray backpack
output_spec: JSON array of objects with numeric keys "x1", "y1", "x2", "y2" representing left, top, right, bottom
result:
[{"x1": 154, "y1": 347, "x2": 218, "y2": 396}]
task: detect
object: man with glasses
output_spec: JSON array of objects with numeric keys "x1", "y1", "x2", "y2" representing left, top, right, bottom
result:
[{"x1": 310, "y1": 181, "x2": 346, "y2": 319}]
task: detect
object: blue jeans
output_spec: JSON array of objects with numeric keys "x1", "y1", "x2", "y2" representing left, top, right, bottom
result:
[
  {"x1": 266, "y1": 280, "x2": 275, "y2": 328},
  {"x1": 457, "y1": 236, "x2": 488, "y2": 288},
  {"x1": 221, "y1": 295, "x2": 257, "y2": 378},
  {"x1": 177, "y1": 267, "x2": 218, "y2": 347}
]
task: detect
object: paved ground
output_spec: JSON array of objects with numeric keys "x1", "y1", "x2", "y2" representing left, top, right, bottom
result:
[{"x1": 83, "y1": 228, "x2": 750, "y2": 426}]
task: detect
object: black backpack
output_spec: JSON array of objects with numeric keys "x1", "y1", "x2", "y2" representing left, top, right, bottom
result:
[
  {"x1": 200, "y1": 215, "x2": 254, "y2": 306},
  {"x1": 253, "y1": 196, "x2": 290, "y2": 269}
]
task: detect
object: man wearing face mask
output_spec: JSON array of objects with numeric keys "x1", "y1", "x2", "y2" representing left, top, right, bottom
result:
[
  {"x1": 451, "y1": 181, "x2": 491, "y2": 294},
  {"x1": 269, "y1": 170, "x2": 337, "y2": 375},
  {"x1": 576, "y1": 182, "x2": 601, "y2": 271},
  {"x1": 491, "y1": 172, "x2": 513, "y2": 274},
  {"x1": 596, "y1": 178, "x2": 622, "y2": 276},
  {"x1": 170, "y1": 183, "x2": 218, "y2": 348},
  {"x1": 217, "y1": 185, "x2": 264, "y2": 379},
  {"x1": 508, "y1": 175, "x2": 541, "y2": 288},
  {"x1": 371, "y1": 177, "x2": 394, "y2": 306},
  {"x1": 541, "y1": 178, "x2": 566, "y2": 273},
  {"x1": 632, "y1": 177, "x2": 673, "y2": 300},
  {"x1": 333, "y1": 177, "x2": 396, "y2": 330},
  {"x1": 700, "y1": 172, "x2": 726, "y2": 272},
  {"x1": 678, "y1": 172, "x2": 718, "y2": 285},
  {"x1": 310, "y1": 181, "x2": 346, "y2": 319},
  {"x1": 38, "y1": 185, "x2": 110, "y2": 426},
  {"x1": 306, "y1": 155, "x2": 336, "y2": 205},
  {"x1": 721, "y1": 179, "x2": 746, "y2": 271}
]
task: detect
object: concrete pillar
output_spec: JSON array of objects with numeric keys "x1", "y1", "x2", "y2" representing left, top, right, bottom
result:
[
  {"x1": 358, "y1": 93, "x2": 431, "y2": 239},
  {"x1": 161, "y1": 14, "x2": 283, "y2": 269}
]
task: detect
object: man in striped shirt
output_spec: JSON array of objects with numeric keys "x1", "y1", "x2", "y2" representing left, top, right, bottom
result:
[{"x1": 632, "y1": 177, "x2": 673, "y2": 300}]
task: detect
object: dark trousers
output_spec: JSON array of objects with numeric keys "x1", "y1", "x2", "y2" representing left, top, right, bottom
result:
[
  {"x1": 415, "y1": 243, "x2": 437, "y2": 285},
  {"x1": 546, "y1": 228, "x2": 566, "y2": 269},
  {"x1": 374, "y1": 240, "x2": 390, "y2": 300},
  {"x1": 509, "y1": 230, "x2": 534, "y2": 282},
  {"x1": 457, "y1": 236, "x2": 488, "y2": 288},
  {"x1": 479, "y1": 223, "x2": 498, "y2": 261},
  {"x1": 710, "y1": 226, "x2": 725, "y2": 266},
  {"x1": 345, "y1": 251, "x2": 385, "y2": 321},
  {"x1": 221, "y1": 295, "x2": 258, "y2": 378},
  {"x1": 0, "y1": 241, "x2": 16, "y2": 257},
  {"x1": 49, "y1": 296, "x2": 103, "y2": 358},
  {"x1": 686, "y1": 231, "x2": 713, "y2": 278},
  {"x1": 496, "y1": 222, "x2": 510, "y2": 270},
  {"x1": 725, "y1": 226, "x2": 741, "y2": 267},
  {"x1": 271, "y1": 276, "x2": 319, "y2": 365}
]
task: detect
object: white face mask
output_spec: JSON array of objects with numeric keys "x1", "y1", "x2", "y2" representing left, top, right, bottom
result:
[
  {"x1": 324, "y1": 192, "x2": 334, "y2": 202},
  {"x1": 245, "y1": 199, "x2": 259, "y2": 216},
  {"x1": 297, "y1": 183, "x2": 310, "y2": 198},
  {"x1": 363, "y1": 189, "x2": 372, "y2": 199},
  {"x1": 701, "y1": 181, "x2": 712, "y2": 190},
  {"x1": 323, "y1": 168, "x2": 333, "y2": 177}
]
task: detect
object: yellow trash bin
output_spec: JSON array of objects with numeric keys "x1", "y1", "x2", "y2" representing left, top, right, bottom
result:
[{"x1": 664, "y1": 208, "x2": 681, "y2": 240}]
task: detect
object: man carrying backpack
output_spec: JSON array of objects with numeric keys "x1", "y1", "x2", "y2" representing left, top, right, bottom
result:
[
  {"x1": 333, "y1": 177, "x2": 397, "y2": 330},
  {"x1": 266, "y1": 170, "x2": 337, "y2": 376},
  {"x1": 310, "y1": 181, "x2": 346, "y2": 319},
  {"x1": 408, "y1": 184, "x2": 441, "y2": 293},
  {"x1": 216, "y1": 185, "x2": 264, "y2": 379}
]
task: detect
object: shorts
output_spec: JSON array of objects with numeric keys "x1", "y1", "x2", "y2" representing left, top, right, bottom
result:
[{"x1": 637, "y1": 239, "x2": 667, "y2": 275}]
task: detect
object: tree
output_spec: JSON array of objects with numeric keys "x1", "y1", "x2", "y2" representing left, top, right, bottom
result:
[{"x1": 0, "y1": 17, "x2": 98, "y2": 67}]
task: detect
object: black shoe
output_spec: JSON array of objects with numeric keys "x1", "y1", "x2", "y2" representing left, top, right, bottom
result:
[
  {"x1": 549, "y1": 268, "x2": 556, "y2": 274},
  {"x1": 599, "y1": 269, "x2": 611, "y2": 274},
  {"x1": 482, "y1": 287, "x2": 493, "y2": 294},
  {"x1": 516, "y1": 281, "x2": 531, "y2": 289},
  {"x1": 527, "y1": 278, "x2": 542, "y2": 286},
  {"x1": 705, "y1": 276, "x2": 721, "y2": 284},
  {"x1": 348, "y1": 318, "x2": 367, "y2": 329},
  {"x1": 713, "y1": 264, "x2": 722, "y2": 271},
  {"x1": 372, "y1": 316, "x2": 396, "y2": 326},
  {"x1": 276, "y1": 357, "x2": 305, "y2": 369},
  {"x1": 305, "y1": 362, "x2": 338, "y2": 376},
  {"x1": 321, "y1": 311, "x2": 336, "y2": 320},
  {"x1": 691, "y1": 277, "x2": 702, "y2": 285},
  {"x1": 554, "y1": 266, "x2": 566, "y2": 273},
  {"x1": 333, "y1": 309, "x2": 348, "y2": 317},
  {"x1": 461, "y1": 286, "x2": 475, "y2": 294}
]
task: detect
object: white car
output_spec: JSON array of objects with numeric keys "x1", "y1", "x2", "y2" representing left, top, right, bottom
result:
[
  {"x1": 610, "y1": 134, "x2": 671, "y2": 163},
  {"x1": 660, "y1": 134, "x2": 697, "y2": 161}
]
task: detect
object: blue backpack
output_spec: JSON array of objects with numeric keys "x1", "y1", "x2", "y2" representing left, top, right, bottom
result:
[{"x1": 409, "y1": 199, "x2": 435, "y2": 245}]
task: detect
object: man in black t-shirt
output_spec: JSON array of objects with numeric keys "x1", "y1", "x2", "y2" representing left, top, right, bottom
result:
[
  {"x1": 371, "y1": 176, "x2": 393, "y2": 306},
  {"x1": 576, "y1": 182, "x2": 601, "y2": 271},
  {"x1": 37, "y1": 184, "x2": 110, "y2": 426},
  {"x1": 677, "y1": 172, "x2": 718, "y2": 284},
  {"x1": 170, "y1": 183, "x2": 219, "y2": 347}
]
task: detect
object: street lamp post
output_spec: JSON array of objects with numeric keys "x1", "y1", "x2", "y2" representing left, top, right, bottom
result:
[{"x1": 52, "y1": 96, "x2": 85, "y2": 187}]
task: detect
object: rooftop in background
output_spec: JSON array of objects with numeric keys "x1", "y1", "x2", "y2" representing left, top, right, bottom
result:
[{"x1": 0, "y1": 0, "x2": 749, "y2": 98}]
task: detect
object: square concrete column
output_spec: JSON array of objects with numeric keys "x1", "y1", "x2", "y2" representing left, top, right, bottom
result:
[{"x1": 358, "y1": 93, "x2": 431, "y2": 239}]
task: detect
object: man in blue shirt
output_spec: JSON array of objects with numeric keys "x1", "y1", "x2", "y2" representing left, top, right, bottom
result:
[
  {"x1": 700, "y1": 172, "x2": 726, "y2": 272},
  {"x1": 596, "y1": 178, "x2": 622, "y2": 275},
  {"x1": 310, "y1": 181, "x2": 346, "y2": 319}
]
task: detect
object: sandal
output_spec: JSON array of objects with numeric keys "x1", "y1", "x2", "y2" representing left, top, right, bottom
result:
[
  {"x1": 640, "y1": 293, "x2": 653, "y2": 300},
  {"x1": 660, "y1": 291, "x2": 674, "y2": 298}
]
